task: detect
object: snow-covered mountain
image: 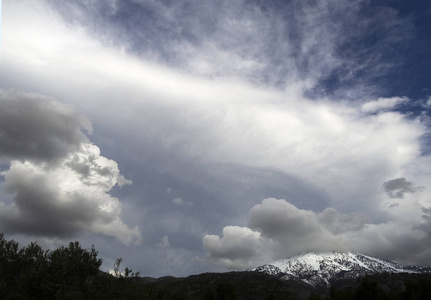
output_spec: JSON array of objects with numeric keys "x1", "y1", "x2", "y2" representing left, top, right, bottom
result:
[{"x1": 252, "y1": 252, "x2": 431, "y2": 287}]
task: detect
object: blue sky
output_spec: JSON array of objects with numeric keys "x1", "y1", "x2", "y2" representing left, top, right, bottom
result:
[
  {"x1": 379, "y1": 1, "x2": 430, "y2": 99},
  {"x1": 0, "y1": 0, "x2": 431, "y2": 277}
]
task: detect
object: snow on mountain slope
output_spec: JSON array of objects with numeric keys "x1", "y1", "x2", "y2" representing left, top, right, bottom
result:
[{"x1": 252, "y1": 252, "x2": 431, "y2": 287}]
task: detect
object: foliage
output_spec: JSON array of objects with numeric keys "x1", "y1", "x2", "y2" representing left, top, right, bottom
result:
[
  {"x1": 113, "y1": 257, "x2": 140, "y2": 278},
  {"x1": 216, "y1": 282, "x2": 236, "y2": 300},
  {"x1": 325, "y1": 274, "x2": 431, "y2": 300},
  {"x1": 0, "y1": 234, "x2": 102, "y2": 299},
  {"x1": 0, "y1": 233, "x2": 153, "y2": 299}
]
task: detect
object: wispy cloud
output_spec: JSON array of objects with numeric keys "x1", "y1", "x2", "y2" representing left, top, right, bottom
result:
[
  {"x1": 362, "y1": 97, "x2": 408, "y2": 113},
  {"x1": 45, "y1": 0, "x2": 412, "y2": 95}
]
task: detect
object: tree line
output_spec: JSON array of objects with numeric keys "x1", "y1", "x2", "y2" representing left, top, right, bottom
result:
[{"x1": 0, "y1": 233, "x2": 154, "y2": 299}]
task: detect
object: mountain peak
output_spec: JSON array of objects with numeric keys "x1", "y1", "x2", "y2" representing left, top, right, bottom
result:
[{"x1": 252, "y1": 251, "x2": 431, "y2": 287}]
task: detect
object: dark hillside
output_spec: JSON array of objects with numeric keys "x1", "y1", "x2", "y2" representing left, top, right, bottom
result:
[{"x1": 141, "y1": 271, "x2": 314, "y2": 299}]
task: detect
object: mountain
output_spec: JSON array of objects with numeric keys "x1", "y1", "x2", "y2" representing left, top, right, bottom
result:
[{"x1": 252, "y1": 251, "x2": 431, "y2": 287}]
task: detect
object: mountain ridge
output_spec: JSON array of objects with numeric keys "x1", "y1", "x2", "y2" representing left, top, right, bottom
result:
[{"x1": 251, "y1": 251, "x2": 431, "y2": 287}]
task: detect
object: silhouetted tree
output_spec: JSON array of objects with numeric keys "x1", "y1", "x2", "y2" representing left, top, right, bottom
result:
[
  {"x1": 0, "y1": 233, "x2": 20, "y2": 298},
  {"x1": 48, "y1": 241, "x2": 102, "y2": 298},
  {"x1": 0, "y1": 234, "x2": 105, "y2": 299},
  {"x1": 16, "y1": 242, "x2": 50, "y2": 299}
]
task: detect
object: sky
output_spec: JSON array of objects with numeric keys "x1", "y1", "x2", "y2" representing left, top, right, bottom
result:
[{"x1": 0, "y1": 0, "x2": 431, "y2": 277}]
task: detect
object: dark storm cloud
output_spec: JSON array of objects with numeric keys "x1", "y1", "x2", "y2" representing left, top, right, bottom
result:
[
  {"x1": 1, "y1": 162, "x2": 98, "y2": 236},
  {"x1": 247, "y1": 199, "x2": 366, "y2": 240},
  {"x1": 318, "y1": 207, "x2": 366, "y2": 234},
  {"x1": 0, "y1": 155, "x2": 132, "y2": 240},
  {"x1": 415, "y1": 207, "x2": 431, "y2": 233},
  {"x1": 248, "y1": 198, "x2": 319, "y2": 239},
  {"x1": 0, "y1": 89, "x2": 139, "y2": 244},
  {"x1": 382, "y1": 177, "x2": 420, "y2": 198},
  {"x1": 0, "y1": 89, "x2": 91, "y2": 163}
]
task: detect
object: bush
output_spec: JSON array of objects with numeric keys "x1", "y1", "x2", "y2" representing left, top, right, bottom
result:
[{"x1": 0, "y1": 234, "x2": 102, "y2": 299}]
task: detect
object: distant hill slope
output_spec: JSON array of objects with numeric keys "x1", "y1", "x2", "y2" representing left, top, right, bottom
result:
[
  {"x1": 141, "y1": 271, "x2": 313, "y2": 299},
  {"x1": 140, "y1": 270, "x2": 431, "y2": 299},
  {"x1": 252, "y1": 251, "x2": 431, "y2": 287}
]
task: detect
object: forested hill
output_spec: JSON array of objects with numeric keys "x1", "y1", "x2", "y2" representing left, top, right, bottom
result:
[{"x1": 1, "y1": 233, "x2": 431, "y2": 299}]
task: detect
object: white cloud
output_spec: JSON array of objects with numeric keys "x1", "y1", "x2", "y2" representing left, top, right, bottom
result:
[
  {"x1": 203, "y1": 198, "x2": 431, "y2": 270},
  {"x1": 172, "y1": 197, "x2": 192, "y2": 206},
  {"x1": 202, "y1": 226, "x2": 263, "y2": 269},
  {"x1": 172, "y1": 198, "x2": 184, "y2": 205},
  {"x1": 157, "y1": 235, "x2": 171, "y2": 248},
  {"x1": 0, "y1": 143, "x2": 139, "y2": 245},
  {"x1": 361, "y1": 96, "x2": 408, "y2": 113}
]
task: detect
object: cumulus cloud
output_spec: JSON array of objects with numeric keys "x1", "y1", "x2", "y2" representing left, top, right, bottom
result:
[
  {"x1": 0, "y1": 89, "x2": 91, "y2": 163},
  {"x1": 203, "y1": 198, "x2": 431, "y2": 270},
  {"x1": 247, "y1": 198, "x2": 353, "y2": 258},
  {"x1": 382, "y1": 177, "x2": 420, "y2": 198},
  {"x1": 361, "y1": 97, "x2": 408, "y2": 113},
  {"x1": 318, "y1": 207, "x2": 366, "y2": 234},
  {"x1": 248, "y1": 198, "x2": 365, "y2": 242},
  {"x1": 203, "y1": 199, "x2": 356, "y2": 269},
  {"x1": 202, "y1": 226, "x2": 263, "y2": 269},
  {"x1": 249, "y1": 198, "x2": 321, "y2": 240},
  {"x1": 0, "y1": 89, "x2": 139, "y2": 244}
]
